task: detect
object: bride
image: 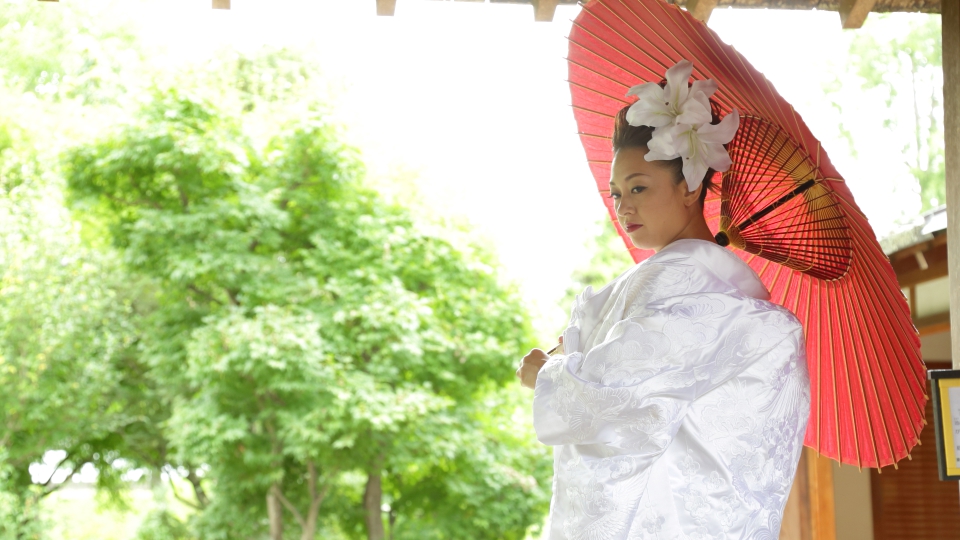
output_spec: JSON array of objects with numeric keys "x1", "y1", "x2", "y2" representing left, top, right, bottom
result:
[{"x1": 517, "y1": 61, "x2": 810, "y2": 540}]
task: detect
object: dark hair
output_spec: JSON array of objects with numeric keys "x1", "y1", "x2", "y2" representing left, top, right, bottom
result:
[{"x1": 611, "y1": 91, "x2": 722, "y2": 208}]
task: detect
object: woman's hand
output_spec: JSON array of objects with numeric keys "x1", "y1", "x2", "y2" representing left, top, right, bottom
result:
[{"x1": 516, "y1": 336, "x2": 562, "y2": 390}]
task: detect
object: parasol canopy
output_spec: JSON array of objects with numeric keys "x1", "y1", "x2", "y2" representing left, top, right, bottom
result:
[{"x1": 567, "y1": 0, "x2": 927, "y2": 468}]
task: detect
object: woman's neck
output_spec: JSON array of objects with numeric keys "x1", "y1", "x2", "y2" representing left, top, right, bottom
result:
[{"x1": 658, "y1": 210, "x2": 716, "y2": 251}]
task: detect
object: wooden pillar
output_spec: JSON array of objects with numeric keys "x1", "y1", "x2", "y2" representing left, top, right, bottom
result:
[
  {"x1": 212, "y1": 0, "x2": 230, "y2": 9},
  {"x1": 944, "y1": 0, "x2": 960, "y2": 372},
  {"x1": 780, "y1": 448, "x2": 836, "y2": 540}
]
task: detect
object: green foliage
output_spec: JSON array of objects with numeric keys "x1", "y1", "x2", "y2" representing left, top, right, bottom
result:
[
  {"x1": 826, "y1": 14, "x2": 944, "y2": 211},
  {"x1": 0, "y1": 0, "x2": 143, "y2": 104},
  {"x1": 0, "y1": 122, "x2": 163, "y2": 538},
  {"x1": 560, "y1": 218, "x2": 634, "y2": 318},
  {"x1": 62, "y1": 87, "x2": 547, "y2": 539},
  {"x1": 134, "y1": 509, "x2": 193, "y2": 540},
  {"x1": 0, "y1": 3, "x2": 550, "y2": 536}
]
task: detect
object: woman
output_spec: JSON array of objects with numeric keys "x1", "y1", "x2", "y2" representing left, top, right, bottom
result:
[{"x1": 517, "y1": 62, "x2": 810, "y2": 540}]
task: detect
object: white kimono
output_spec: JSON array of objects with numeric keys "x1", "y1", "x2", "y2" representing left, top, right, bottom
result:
[{"x1": 533, "y1": 239, "x2": 810, "y2": 540}]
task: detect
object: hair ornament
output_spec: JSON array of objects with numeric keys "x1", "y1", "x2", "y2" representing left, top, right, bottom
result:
[{"x1": 624, "y1": 60, "x2": 740, "y2": 192}]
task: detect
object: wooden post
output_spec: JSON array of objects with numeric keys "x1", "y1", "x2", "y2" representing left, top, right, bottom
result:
[
  {"x1": 532, "y1": 0, "x2": 559, "y2": 22},
  {"x1": 838, "y1": 0, "x2": 877, "y2": 29},
  {"x1": 944, "y1": 0, "x2": 960, "y2": 372},
  {"x1": 779, "y1": 448, "x2": 837, "y2": 540},
  {"x1": 212, "y1": 0, "x2": 230, "y2": 9},
  {"x1": 377, "y1": 0, "x2": 397, "y2": 16},
  {"x1": 686, "y1": 0, "x2": 718, "y2": 23},
  {"x1": 807, "y1": 450, "x2": 837, "y2": 540}
]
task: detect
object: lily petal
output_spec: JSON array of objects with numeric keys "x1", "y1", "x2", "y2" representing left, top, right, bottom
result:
[
  {"x1": 701, "y1": 141, "x2": 733, "y2": 172},
  {"x1": 681, "y1": 153, "x2": 709, "y2": 192},
  {"x1": 626, "y1": 98, "x2": 675, "y2": 128},
  {"x1": 669, "y1": 124, "x2": 696, "y2": 158},
  {"x1": 697, "y1": 108, "x2": 740, "y2": 145},
  {"x1": 663, "y1": 60, "x2": 693, "y2": 111},
  {"x1": 645, "y1": 127, "x2": 681, "y2": 160},
  {"x1": 626, "y1": 82, "x2": 663, "y2": 100},
  {"x1": 690, "y1": 79, "x2": 718, "y2": 101},
  {"x1": 675, "y1": 97, "x2": 712, "y2": 126}
]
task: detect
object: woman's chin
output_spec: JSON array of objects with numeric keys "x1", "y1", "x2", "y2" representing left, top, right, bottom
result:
[{"x1": 626, "y1": 232, "x2": 656, "y2": 251}]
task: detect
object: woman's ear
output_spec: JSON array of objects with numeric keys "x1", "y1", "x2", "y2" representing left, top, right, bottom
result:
[{"x1": 682, "y1": 180, "x2": 702, "y2": 208}]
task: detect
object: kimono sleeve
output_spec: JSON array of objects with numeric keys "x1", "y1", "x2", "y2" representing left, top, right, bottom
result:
[{"x1": 532, "y1": 292, "x2": 803, "y2": 455}]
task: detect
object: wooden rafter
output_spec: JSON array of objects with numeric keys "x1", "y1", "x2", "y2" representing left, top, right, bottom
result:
[{"x1": 839, "y1": 0, "x2": 877, "y2": 28}]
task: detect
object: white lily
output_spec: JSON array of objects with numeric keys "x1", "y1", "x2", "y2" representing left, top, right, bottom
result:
[
  {"x1": 625, "y1": 60, "x2": 713, "y2": 129},
  {"x1": 668, "y1": 108, "x2": 741, "y2": 191},
  {"x1": 624, "y1": 59, "x2": 741, "y2": 191}
]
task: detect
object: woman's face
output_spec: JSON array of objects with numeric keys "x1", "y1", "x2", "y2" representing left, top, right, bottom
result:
[{"x1": 609, "y1": 147, "x2": 702, "y2": 252}]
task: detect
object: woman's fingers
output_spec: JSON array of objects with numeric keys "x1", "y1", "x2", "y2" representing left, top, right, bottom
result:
[{"x1": 517, "y1": 350, "x2": 549, "y2": 389}]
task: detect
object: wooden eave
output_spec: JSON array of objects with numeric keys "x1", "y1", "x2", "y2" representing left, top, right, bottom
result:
[
  {"x1": 458, "y1": 0, "x2": 940, "y2": 14},
  {"x1": 671, "y1": 0, "x2": 939, "y2": 13}
]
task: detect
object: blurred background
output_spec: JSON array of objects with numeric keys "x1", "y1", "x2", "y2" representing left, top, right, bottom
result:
[{"x1": 0, "y1": 0, "x2": 945, "y2": 538}]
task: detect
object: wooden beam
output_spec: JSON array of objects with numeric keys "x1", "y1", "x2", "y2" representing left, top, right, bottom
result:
[
  {"x1": 377, "y1": 0, "x2": 397, "y2": 17},
  {"x1": 915, "y1": 311, "x2": 951, "y2": 336},
  {"x1": 839, "y1": 0, "x2": 876, "y2": 29},
  {"x1": 943, "y1": 0, "x2": 960, "y2": 371},
  {"x1": 212, "y1": 0, "x2": 230, "y2": 9},
  {"x1": 686, "y1": 0, "x2": 718, "y2": 23},
  {"x1": 532, "y1": 0, "x2": 559, "y2": 22}
]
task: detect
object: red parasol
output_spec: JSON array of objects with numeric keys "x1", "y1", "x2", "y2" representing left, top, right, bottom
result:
[{"x1": 567, "y1": 0, "x2": 926, "y2": 469}]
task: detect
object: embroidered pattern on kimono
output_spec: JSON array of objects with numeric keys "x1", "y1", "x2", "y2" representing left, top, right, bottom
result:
[{"x1": 533, "y1": 239, "x2": 810, "y2": 540}]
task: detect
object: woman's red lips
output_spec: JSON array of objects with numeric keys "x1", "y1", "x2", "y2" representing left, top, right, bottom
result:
[{"x1": 625, "y1": 223, "x2": 643, "y2": 232}]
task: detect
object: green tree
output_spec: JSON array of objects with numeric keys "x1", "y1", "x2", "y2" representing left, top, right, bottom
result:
[
  {"x1": 0, "y1": 123, "x2": 158, "y2": 539},
  {"x1": 826, "y1": 15, "x2": 944, "y2": 212},
  {"x1": 64, "y1": 89, "x2": 550, "y2": 540}
]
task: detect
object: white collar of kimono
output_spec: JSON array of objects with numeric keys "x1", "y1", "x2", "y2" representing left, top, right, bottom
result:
[
  {"x1": 578, "y1": 239, "x2": 769, "y2": 314},
  {"x1": 658, "y1": 239, "x2": 770, "y2": 300}
]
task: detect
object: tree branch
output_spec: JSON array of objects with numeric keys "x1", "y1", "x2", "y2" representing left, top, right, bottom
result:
[
  {"x1": 273, "y1": 484, "x2": 306, "y2": 529},
  {"x1": 162, "y1": 466, "x2": 202, "y2": 510},
  {"x1": 41, "y1": 450, "x2": 76, "y2": 488},
  {"x1": 187, "y1": 284, "x2": 222, "y2": 306},
  {"x1": 177, "y1": 184, "x2": 190, "y2": 211},
  {"x1": 226, "y1": 288, "x2": 241, "y2": 306},
  {"x1": 186, "y1": 468, "x2": 210, "y2": 508}
]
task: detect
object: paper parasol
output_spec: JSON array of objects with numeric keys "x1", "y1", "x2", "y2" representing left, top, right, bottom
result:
[{"x1": 567, "y1": 0, "x2": 926, "y2": 468}]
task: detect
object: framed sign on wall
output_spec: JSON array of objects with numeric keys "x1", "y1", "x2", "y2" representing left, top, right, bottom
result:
[{"x1": 928, "y1": 369, "x2": 960, "y2": 481}]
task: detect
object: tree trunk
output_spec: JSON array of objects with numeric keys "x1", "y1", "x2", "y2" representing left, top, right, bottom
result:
[
  {"x1": 364, "y1": 471, "x2": 385, "y2": 540},
  {"x1": 267, "y1": 485, "x2": 284, "y2": 540}
]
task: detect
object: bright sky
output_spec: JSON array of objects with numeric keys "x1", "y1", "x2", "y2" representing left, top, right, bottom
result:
[{"x1": 116, "y1": 0, "x2": 938, "y2": 340}]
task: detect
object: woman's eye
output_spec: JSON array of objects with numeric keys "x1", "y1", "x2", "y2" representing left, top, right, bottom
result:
[
  {"x1": 609, "y1": 193, "x2": 620, "y2": 199},
  {"x1": 631, "y1": 186, "x2": 645, "y2": 193}
]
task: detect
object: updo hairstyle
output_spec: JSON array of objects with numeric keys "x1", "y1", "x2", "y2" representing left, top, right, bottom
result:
[{"x1": 610, "y1": 82, "x2": 724, "y2": 208}]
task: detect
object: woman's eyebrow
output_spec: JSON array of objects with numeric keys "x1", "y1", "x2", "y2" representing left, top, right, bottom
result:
[{"x1": 610, "y1": 172, "x2": 650, "y2": 190}]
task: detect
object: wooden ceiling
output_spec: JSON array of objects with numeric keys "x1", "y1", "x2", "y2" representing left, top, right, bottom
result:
[
  {"x1": 38, "y1": 0, "x2": 938, "y2": 28},
  {"x1": 371, "y1": 0, "x2": 940, "y2": 26}
]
